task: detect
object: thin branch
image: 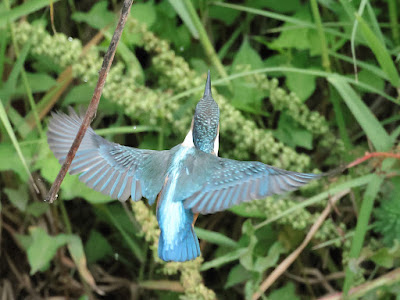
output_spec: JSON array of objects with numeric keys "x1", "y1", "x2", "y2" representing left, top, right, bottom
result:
[
  {"x1": 318, "y1": 268, "x2": 400, "y2": 300},
  {"x1": 252, "y1": 189, "x2": 350, "y2": 300},
  {"x1": 45, "y1": 0, "x2": 134, "y2": 203}
]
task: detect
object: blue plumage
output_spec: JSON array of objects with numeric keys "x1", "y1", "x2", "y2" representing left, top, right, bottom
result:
[{"x1": 47, "y1": 71, "x2": 322, "y2": 262}]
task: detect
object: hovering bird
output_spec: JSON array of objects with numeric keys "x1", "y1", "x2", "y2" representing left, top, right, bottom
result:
[{"x1": 47, "y1": 71, "x2": 320, "y2": 262}]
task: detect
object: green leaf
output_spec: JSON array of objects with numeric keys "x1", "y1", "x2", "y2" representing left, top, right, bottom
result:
[
  {"x1": 194, "y1": 227, "x2": 238, "y2": 248},
  {"x1": 26, "y1": 202, "x2": 49, "y2": 217},
  {"x1": 356, "y1": 68, "x2": 384, "y2": 93},
  {"x1": 356, "y1": 14, "x2": 400, "y2": 88},
  {"x1": 268, "y1": 282, "x2": 300, "y2": 300},
  {"x1": 231, "y1": 39, "x2": 265, "y2": 110},
  {"x1": 71, "y1": 1, "x2": 115, "y2": 30},
  {"x1": 224, "y1": 264, "x2": 252, "y2": 289},
  {"x1": 286, "y1": 71, "x2": 316, "y2": 102},
  {"x1": 19, "y1": 72, "x2": 57, "y2": 93},
  {"x1": 27, "y1": 227, "x2": 69, "y2": 274},
  {"x1": 0, "y1": 0, "x2": 61, "y2": 29},
  {"x1": 208, "y1": 5, "x2": 240, "y2": 25},
  {"x1": 85, "y1": 230, "x2": 113, "y2": 264},
  {"x1": 274, "y1": 113, "x2": 313, "y2": 149},
  {"x1": 4, "y1": 186, "x2": 28, "y2": 212},
  {"x1": 200, "y1": 248, "x2": 247, "y2": 271},
  {"x1": 254, "y1": 241, "x2": 286, "y2": 273},
  {"x1": 131, "y1": 2, "x2": 157, "y2": 28},
  {"x1": 371, "y1": 248, "x2": 395, "y2": 268},
  {"x1": 328, "y1": 75, "x2": 392, "y2": 151}
]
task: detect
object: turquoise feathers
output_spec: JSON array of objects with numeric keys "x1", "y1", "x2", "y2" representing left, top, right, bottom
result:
[{"x1": 47, "y1": 71, "x2": 321, "y2": 262}]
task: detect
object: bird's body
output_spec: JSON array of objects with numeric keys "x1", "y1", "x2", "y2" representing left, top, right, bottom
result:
[{"x1": 47, "y1": 71, "x2": 321, "y2": 262}]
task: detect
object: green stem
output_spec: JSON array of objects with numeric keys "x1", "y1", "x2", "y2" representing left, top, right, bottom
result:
[
  {"x1": 58, "y1": 199, "x2": 72, "y2": 234},
  {"x1": 184, "y1": 0, "x2": 229, "y2": 81},
  {"x1": 388, "y1": 0, "x2": 399, "y2": 44},
  {"x1": 310, "y1": 0, "x2": 331, "y2": 72}
]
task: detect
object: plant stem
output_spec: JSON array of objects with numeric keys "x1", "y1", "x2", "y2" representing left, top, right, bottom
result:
[
  {"x1": 310, "y1": 0, "x2": 331, "y2": 72},
  {"x1": 184, "y1": 0, "x2": 229, "y2": 81}
]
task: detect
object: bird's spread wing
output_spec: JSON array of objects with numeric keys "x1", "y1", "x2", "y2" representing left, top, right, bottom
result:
[
  {"x1": 47, "y1": 108, "x2": 172, "y2": 204},
  {"x1": 183, "y1": 153, "x2": 321, "y2": 214}
]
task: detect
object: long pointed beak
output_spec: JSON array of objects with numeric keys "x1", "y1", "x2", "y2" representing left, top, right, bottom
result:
[{"x1": 203, "y1": 70, "x2": 212, "y2": 97}]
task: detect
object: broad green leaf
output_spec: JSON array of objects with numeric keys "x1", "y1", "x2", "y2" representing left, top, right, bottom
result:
[
  {"x1": 254, "y1": 241, "x2": 286, "y2": 273},
  {"x1": 18, "y1": 72, "x2": 57, "y2": 93},
  {"x1": 194, "y1": 227, "x2": 238, "y2": 248},
  {"x1": 71, "y1": 1, "x2": 115, "y2": 30},
  {"x1": 27, "y1": 227, "x2": 69, "y2": 274},
  {"x1": 131, "y1": 2, "x2": 157, "y2": 28},
  {"x1": 4, "y1": 186, "x2": 28, "y2": 212},
  {"x1": 231, "y1": 39, "x2": 265, "y2": 109},
  {"x1": 26, "y1": 202, "x2": 49, "y2": 217},
  {"x1": 286, "y1": 72, "x2": 316, "y2": 102},
  {"x1": 356, "y1": 14, "x2": 400, "y2": 88},
  {"x1": 85, "y1": 230, "x2": 113, "y2": 264},
  {"x1": 275, "y1": 113, "x2": 313, "y2": 149},
  {"x1": 224, "y1": 264, "x2": 252, "y2": 289},
  {"x1": 0, "y1": 0, "x2": 61, "y2": 29},
  {"x1": 269, "y1": 282, "x2": 300, "y2": 300},
  {"x1": 328, "y1": 75, "x2": 392, "y2": 151},
  {"x1": 168, "y1": 0, "x2": 199, "y2": 38},
  {"x1": 370, "y1": 247, "x2": 396, "y2": 268}
]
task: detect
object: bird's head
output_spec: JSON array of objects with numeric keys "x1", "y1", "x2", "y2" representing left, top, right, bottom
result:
[{"x1": 192, "y1": 71, "x2": 220, "y2": 154}]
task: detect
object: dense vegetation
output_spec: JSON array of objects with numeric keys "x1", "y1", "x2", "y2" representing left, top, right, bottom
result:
[{"x1": 1, "y1": 0, "x2": 400, "y2": 299}]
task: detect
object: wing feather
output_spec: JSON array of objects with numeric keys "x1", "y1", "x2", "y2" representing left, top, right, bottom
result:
[{"x1": 47, "y1": 108, "x2": 172, "y2": 203}]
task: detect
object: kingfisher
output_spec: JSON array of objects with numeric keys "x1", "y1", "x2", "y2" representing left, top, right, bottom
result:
[{"x1": 47, "y1": 71, "x2": 321, "y2": 262}]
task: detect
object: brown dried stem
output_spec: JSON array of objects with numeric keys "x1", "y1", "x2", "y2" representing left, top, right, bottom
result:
[
  {"x1": 45, "y1": 0, "x2": 133, "y2": 203},
  {"x1": 252, "y1": 189, "x2": 350, "y2": 300}
]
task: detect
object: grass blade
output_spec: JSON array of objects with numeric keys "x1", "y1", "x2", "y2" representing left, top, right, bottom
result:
[
  {"x1": 168, "y1": 0, "x2": 199, "y2": 39},
  {"x1": 0, "y1": 98, "x2": 38, "y2": 192},
  {"x1": 356, "y1": 14, "x2": 400, "y2": 88},
  {"x1": 328, "y1": 74, "x2": 392, "y2": 151},
  {"x1": 194, "y1": 227, "x2": 238, "y2": 249},
  {"x1": 342, "y1": 176, "x2": 383, "y2": 294}
]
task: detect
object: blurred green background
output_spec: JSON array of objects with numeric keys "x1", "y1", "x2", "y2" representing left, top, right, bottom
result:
[{"x1": 1, "y1": 0, "x2": 400, "y2": 299}]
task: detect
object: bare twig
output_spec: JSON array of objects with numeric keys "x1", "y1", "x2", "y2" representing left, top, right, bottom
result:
[
  {"x1": 346, "y1": 151, "x2": 400, "y2": 169},
  {"x1": 45, "y1": 0, "x2": 134, "y2": 203},
  {"x1": 252, "y1": 189, "x2": 350, "y2": 300}
]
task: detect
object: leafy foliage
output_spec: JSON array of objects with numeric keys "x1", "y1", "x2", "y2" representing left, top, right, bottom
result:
[{"x1": 1, "y1": 0, "x2": 400, "y2": 299}]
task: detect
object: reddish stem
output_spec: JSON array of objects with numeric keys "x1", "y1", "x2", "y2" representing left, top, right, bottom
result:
[{"x1": 346, "y1": 152, "x2": 400, "y2": 169}]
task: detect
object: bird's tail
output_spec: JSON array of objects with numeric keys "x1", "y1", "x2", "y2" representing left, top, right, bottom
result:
[{"x1": 158, "y1": 227, "x2": 200, "y2": 262}]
